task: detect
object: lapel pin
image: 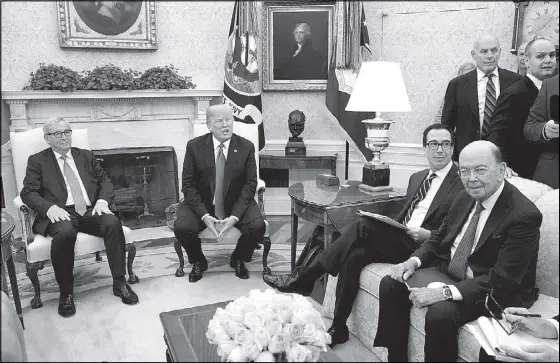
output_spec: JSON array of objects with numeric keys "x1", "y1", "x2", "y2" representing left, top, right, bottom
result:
[{"x1": 234, "y1": 149, "x2": 238, "y2": 153}]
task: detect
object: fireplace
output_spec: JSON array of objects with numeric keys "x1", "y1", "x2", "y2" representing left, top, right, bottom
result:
[{"x1": 94, "y1": 147, "x2": 179, "y2": 229}]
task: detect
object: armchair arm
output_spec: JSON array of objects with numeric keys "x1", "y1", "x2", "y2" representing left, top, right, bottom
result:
[
  {"x1": 13, "y1": 196, "x2": 34, "y2": 246},
  {"x1": 256, "y1": 178, "x2": 266, "y2": 217}
]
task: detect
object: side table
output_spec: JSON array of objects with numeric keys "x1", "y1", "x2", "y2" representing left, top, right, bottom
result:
[
  {"x1": 1, "y1": 210, "x2": 24, "y2": 328},
  {"x1": 260, "y1": 153, "x2": 337, "y2": 188}
]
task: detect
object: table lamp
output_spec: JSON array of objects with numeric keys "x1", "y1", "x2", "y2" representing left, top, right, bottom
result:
[{"x1": 346, "y1": 61, "x2": 411, "y2": 187}]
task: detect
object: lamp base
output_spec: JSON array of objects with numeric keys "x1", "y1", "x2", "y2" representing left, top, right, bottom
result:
[{"x1": 361, "y1": 163, "x2": 390, "y2": 187}]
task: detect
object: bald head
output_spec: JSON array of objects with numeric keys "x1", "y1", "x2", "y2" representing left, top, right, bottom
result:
[
  {"x1": 459, "y1": 141, "x2": 506, "y2": 201},
  {"x1": 471, "y1": 34, "x2": 501, "y2": 74}
]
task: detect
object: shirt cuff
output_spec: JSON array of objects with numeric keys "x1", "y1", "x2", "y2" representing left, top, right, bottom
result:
[
  {"x1": 448, "y1": 285, "x2": 463, "y2": 300},
  {"x1": 96, "y1": 199, "x2": 108, "y2": 207},
  {"x1": 231, "y1": 215, "x2": 239, "y2": 222},
  {"x1": 411, "y1": 257, "x2": 422, "y2": 268},
  {"x1": 201, "y1": 213, "x2": 209, "y2": 221},
  {"x1": 548, "y1": 318, "x2": 560, "y2": 340},
  {"x1": 543, "y1": 126, "x2": 551, "y2": 140}
]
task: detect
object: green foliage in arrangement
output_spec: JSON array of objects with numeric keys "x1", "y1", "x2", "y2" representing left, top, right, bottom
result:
[{"x1": 23, "y1": 63, "x2": 196, "y2": 92}]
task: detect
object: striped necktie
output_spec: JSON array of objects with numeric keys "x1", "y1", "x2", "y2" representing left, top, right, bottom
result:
[
  {"x1": 481, "y1": 73, "x2": 496, "y2": 139},
  {"x1": 402, "y1": 173, "x2": 437, "y2": 225},
  {"x1": 214, "y1": 144, "x2": 226, "y2": 219},
  {"x1": 447, "y1": 203, "x2": 485, "y2": 280},
  {"x1": 61, "y1": 155, "x2": 87, "y2": 216}
]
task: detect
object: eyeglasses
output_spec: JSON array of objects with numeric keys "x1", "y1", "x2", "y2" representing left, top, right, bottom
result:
[
  {"x1": 426, "y1": 141, "x2": 453, "y2": 150},
  {"x1": 46, "y1": 130, "x2": 72, "y2": 139},
  {"x1": 459, "y1": 167, "x2": 489, "y2": 178},
  {"x1": 484, "y1": 291, "x2": 518, "y2": 335}
]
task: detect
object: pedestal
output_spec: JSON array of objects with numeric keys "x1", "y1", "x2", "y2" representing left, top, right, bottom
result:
[
  {"x1": 285, "y1": 137, "x2": 306, "y2": 156},
  {"x1": 361, "y1": 163, "x2": 390, "y2": 187}
]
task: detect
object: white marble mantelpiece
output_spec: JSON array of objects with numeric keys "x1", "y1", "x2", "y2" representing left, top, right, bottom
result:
[{"x1": 2, "y1": 89, "x2": 222, "y2": 235}]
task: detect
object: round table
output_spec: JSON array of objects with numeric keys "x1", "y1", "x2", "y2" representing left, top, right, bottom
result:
[{"x1": 1, "y1": 210, "x2": 24, "y2": 328}]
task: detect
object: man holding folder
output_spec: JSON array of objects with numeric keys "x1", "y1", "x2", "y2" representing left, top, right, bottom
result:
[{"x1": 264, "y1": 124, "x2": 463, "y2": 347}]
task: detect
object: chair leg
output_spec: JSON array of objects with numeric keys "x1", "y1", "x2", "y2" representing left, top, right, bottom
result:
[
  {"x1": 126, "y1": 243, "x2": 139, "y2": 284},
  {"x1": 174, "y1": 238, "x2": 185, "y2": 277},
  {"x1": 262, "y1": 237, "x2": 272, "y2": 275},
  {"x1": 26, "y1": 261, "x2": 45, "y2": 309},
  {"x1": 95, "y1": 251, "x2": 102, "y2": 262}
]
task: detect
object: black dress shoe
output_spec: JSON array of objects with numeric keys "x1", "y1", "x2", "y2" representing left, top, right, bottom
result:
[
  {"x1": 233, "y1": 260, "x2": 249, "y2": 279},
  {"x1": 262, "y1": 269, "x2": 314, "y2": 296},
  {"x1": 327, "y1": 325, "x2": 349, "y2": 348},
  {"x1": 113, "y1": 284, "x2": 139, "y2": 305},
  {"x1": 189, "y1": 262, "x2": 205, "y2": 282},
  {"x1": 58, "y1": 294, "x2": 76, "y2": 317}
]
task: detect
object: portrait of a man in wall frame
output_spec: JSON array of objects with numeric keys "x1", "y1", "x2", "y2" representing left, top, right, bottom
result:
[
  {"x1": 262, "y1": 1, "x2": 334, "y2": 91},
  {"x1": 57, "y1": 1, "x2": 157, "y2": 49}
]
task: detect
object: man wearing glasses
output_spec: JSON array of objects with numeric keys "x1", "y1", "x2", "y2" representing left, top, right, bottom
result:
[
  {"x1": 373, "y1": 140, "x2": 542, "y2": 361},
  {"x1": 264, "y1": 124, "x2": 464, "y2": 348},
  {"x1": 20, "y1": 117, "x2": 139, "y2": 317}
]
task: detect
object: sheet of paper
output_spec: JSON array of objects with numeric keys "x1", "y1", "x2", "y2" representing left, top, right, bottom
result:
[{"x1": 357, "y1": 209, "x2": 409, "y2": 231}]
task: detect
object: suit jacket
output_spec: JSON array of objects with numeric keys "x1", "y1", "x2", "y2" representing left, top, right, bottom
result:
[
  {"x1": 441, "y1": 68, "x2": 523, "y2": 160},
  {"x1": 524, "y1": 75, "x2": 559, "y2": 189},
  {"x1": 181, "y1": 133, "x2": 257, "y2": 221},
  {"x1": 20, "y1": 147, "x2": 114, "y2": 236},
  {"x1": 487, "y1": 76, "x2": 541, "y2": 178},
  {"x1": 274, "y1": 41, "x2": 327, "y2": 80},
  {"x1": 393, "y1": 163, "x2": 463, "y2": 231},
  {"x1": 411, "y1": 181, "x2": 542, "y2": 308}
]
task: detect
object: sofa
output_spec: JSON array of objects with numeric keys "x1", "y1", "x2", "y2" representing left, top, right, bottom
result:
[{"x1": 321, "y1": 177, "x2": 559, "y2": 361}]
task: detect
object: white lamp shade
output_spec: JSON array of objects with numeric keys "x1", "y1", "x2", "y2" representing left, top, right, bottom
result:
[{"x1": 346, "y1": 61, "x2": 411, "y2": 113}]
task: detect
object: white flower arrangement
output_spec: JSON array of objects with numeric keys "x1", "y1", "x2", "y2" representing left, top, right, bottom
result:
[{"x1": 206, "y1": 289, "x2": 331, "y2": 362}]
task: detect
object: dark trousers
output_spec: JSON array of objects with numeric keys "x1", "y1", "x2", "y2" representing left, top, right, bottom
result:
[
  {"x1": 318, "y1": 217, "x2": 418, "y2": 327},
  {"x1": 373, "y1": 275, "x2": 488, "y2": 362},
  {"x1": 44, "y1": 206, "x2": 127, "y2": 296},
  {"x1": 173, "y1": 203, "x2": 266, "y2": 263}
]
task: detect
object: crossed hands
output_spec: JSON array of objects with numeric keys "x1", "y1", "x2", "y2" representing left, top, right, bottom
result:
[{"x1": 202, "y1": 215, "x2": 237, "y2": 241}]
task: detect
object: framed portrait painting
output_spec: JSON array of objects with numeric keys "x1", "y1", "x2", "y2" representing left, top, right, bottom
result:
[
  {"x1": 57, "y1": 1, "x2": 157, "y2": 49},
  {"x1": 262, "y1": 1, "x2": 334, "y2": 91}
]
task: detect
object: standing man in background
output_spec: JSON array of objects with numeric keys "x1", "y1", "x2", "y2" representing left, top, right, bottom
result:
[
  {"x1": 517, "y1": 42, "x2": 529, "y2": 76},
  {"x1": 441, "y1": 33, "x2": 523, "y2": 161}
]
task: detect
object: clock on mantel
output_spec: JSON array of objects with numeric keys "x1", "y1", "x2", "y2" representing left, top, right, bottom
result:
[{"x1": 511, "y1": 1, "x2": 559, "y2": 73}]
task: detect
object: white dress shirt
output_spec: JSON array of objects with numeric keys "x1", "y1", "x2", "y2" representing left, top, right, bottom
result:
[
  {"x1": 293, "y1": 44, "x2": 303, "y2": 57},
  {"x1": 477, "y1": 67, "x2": 501, "y2": 130},
  {"x1": 526, "y1": 73, "x2": 543, "y2": 91},
  {"x1": 52, "y1": 150, "x2": 92, "y2": 207},
  {"x1": 406, "y1": 161, "x2": 454, "y2": 229}
]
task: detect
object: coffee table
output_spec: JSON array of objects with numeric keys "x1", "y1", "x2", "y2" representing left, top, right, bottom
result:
[{"x1": 160, "y1": 300, "x2": 342, "y2": 362}]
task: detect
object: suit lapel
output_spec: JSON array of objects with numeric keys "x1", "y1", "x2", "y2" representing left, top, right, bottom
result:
[
  {"x1": 47, "y1": 148, "x2": 67, "y2": 192},
  {"x1": 204, "y1": 134, "x2": 216, "y2": 197},
  {"x1": 223, "y1": 135, "x2": 239, "y2": 196},
  {"x1": 424, "y1": 164, "x2": 459, "y2": 221},
  {"x1": 473, "y1": 183, "x2": 512, "y2": 253},
  {"x1": 466, "y1": 71, "x2": 479, "y2": 123},
  {"x1": 401, "y1": 169, "x2": 429, "y2": 215},
  {"x1": 447, "y1": 197, "x2": 476, "y2": 249}
]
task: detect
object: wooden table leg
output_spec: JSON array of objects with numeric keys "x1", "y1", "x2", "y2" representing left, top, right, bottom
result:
[
  {"x1": 6, "y1": 249, "x2": 24, "y2": 329},
  {"x1": 291, "y1": 199, "x2": 298, "y2": 271}
]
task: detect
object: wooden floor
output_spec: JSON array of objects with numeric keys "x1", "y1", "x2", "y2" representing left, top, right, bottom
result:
[{"x1": 21, "y1": 272, "x2": 380, "y2": 362}]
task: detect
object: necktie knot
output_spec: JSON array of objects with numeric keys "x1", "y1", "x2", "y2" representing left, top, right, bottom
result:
[
  {"x1": 218, "y1": 143, "x2": 224, "y2": 151},
  {"x1": 486, "y1": 73, "x2": 494, "y2": 80},
  {"x1": 428, "y1": 173, "x2": 437, "y2": 181},
  {"x1": 475, "y1": 202, "x2": 485, "y2": 214}
]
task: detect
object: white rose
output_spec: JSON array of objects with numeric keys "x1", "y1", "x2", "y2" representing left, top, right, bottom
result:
[
  {"x1": 307, "y1": 331, "x2": 330, "y2": 350},
  {"x1": 283, "y1": 323, "x2": 305, "y2": 342},
  {"x1": 272, "y1": 303, "x2": 293, "y2": 323},
  {"x1": 226, "y1": 345, "x2": 248, "y2": 362},
  {"x1": 242, "y1": 340, "x2": 263, "y2": 361},
  {"x1": 217, "y1": 341, "x2": 239, "y2": 360},
  {"x1": 291, "y1": 308, "x2": 325, "y2": 331},
  {"x1": 290, "y1": 294, "x2": 314, "y2": 310},
  {"x1": 243, "y1": 311, "x2": 262, "y2": 332},
  {"x1": 254, "y1": 327, "x2": 271, "y2": 350},
  {"x1": 254, "y1": 351, "x2": 276, "y2": 362},
  {"x1": 233, "y1": 327, "x2": 255, "y2": 346},
  {"x1": 268, "y1": 332, "x2": 290, "y2": 354},
  {"x1": 286, "y1": 342, "x2": 311, "y2": 362},
  {"x1": 206, "y1": 324, "x2": 232, "y2": 345},
  {"x1": 304, "y1": 345, "x2": 321, "y2": 362},
  {"x1": 299, "y1": 323, "x2": 316, "y2": 343},
  {"x1": 263, "y1": 315, "x2": 283, "y2": 336}
]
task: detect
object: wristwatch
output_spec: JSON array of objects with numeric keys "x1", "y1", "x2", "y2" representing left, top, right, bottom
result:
[{"x1": 442, "y1": 285, "x2": 453, "y2": 301}]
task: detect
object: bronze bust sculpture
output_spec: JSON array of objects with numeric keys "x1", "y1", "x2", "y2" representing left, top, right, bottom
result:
[{"x1": 286, "y1": 110, "x2": 306, "y2": 155}]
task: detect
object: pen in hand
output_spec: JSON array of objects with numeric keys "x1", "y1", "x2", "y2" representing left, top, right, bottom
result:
[{"x1": 509, "y1": 312, "x2": 542, "y2": 318}]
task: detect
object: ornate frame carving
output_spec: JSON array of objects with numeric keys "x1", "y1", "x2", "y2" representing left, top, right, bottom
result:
[
  {"x1": 262, "y1": 1, "x2": 334, "y2": 91},
  {"x1": 57, "y1": 1, "x2": 157, "y2": 50}
]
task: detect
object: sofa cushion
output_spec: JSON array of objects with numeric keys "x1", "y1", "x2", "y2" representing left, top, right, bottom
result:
[
  {"x1": 534, "y1": 189, "x2": 559, "y2": 298},
  {"x1": 26, "y1": 226, "x2": 133, "y2": 263}
]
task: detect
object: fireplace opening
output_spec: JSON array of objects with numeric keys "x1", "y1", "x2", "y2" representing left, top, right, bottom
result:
[{"x1": 94, "y1": 147, "x2": 179, "y2": 229}]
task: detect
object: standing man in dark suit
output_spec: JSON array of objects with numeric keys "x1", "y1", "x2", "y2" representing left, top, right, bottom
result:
[
  {"x1": 524, "y1": 74, "x2": 559, "y2": 189},
  {"x1": 442, "y1": 34, "x2": 523, "y2": 161},
  {"x1": 174, "y1": 104, "x2": 265, "y2": 282},
  {"x1": 20, "y1": 118, "x2": 138, "y2": 317},
  {"x1": 263, "y1": 124, "x2": 464, "y2": 348},
  {"x1": 487, "y1": 38, "x2": 557, "y2": 179},
  {"x1": 373, "y1": 140, "x2": 542, "y2": 362}
]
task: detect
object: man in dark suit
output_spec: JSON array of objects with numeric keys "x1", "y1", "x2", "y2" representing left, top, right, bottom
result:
[
  {"x1": 373, "y1": 140, "x2": 542, "y2": 362},
  {"x1": 263, "y1": 124, "x2": 464, "y2": 348},
  {"x1": 274, "y1": 23, "x2": 327, "y2": 80},
  {"x1": 487, "y1": 38, "x2": 557, "y2": 179},
  {"x1": 174, "y1": 104, "x2": 265, "y2": 282},
  {"x1": 524, "y1": 74, "x2": 559, "y2": 189},
  {"x1": 442, "y1": 33, "x2": 523, "y2": 161},
  {"x1": 20, "y1": 118, "x2": 138, "y2": 317}
]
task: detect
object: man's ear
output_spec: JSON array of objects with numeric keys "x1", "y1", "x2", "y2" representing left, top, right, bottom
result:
[{"x1": 471, "y1": 49, "x2": 476, "y2": 60}]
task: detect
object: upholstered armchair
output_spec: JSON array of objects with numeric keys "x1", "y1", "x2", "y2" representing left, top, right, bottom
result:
[
  {"x1": 10, "y1": 128, "x2": 139, "y2": 309},
  {"x1": 169, "y1": 121, "x2": 272, "y2": 276}
]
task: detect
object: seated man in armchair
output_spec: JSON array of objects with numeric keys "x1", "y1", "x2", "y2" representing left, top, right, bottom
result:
[{"x1": 20, "y1": 117, "x2": 139, "y2": 317}]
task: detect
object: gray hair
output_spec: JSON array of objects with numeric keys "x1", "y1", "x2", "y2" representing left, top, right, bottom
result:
[
  {"x1": 43, "y1": 117, "x2": 69, "y2": 134},
  {"x1": 294, "y1": 23, "x2": 311, "y2": 35}
]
